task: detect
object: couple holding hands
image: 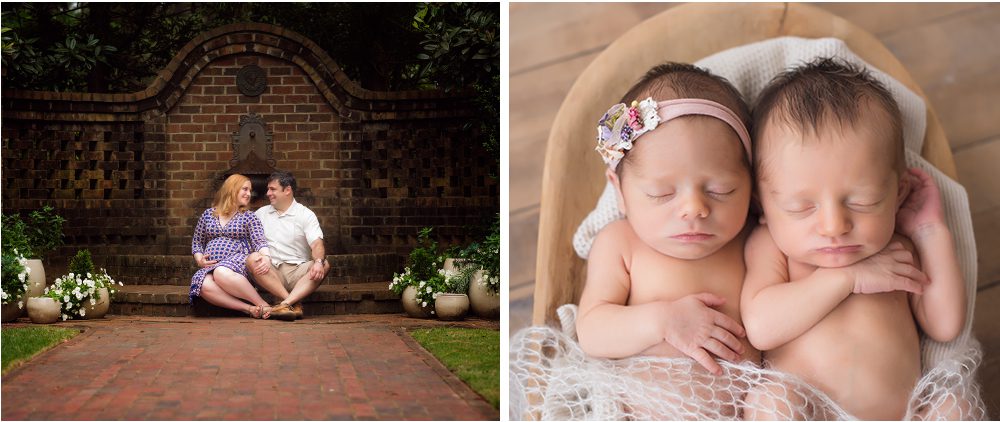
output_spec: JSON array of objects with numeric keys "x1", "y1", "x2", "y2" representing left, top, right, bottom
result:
[{"x1": 189, "y1": 171, "x2": 330, "y2": 321}]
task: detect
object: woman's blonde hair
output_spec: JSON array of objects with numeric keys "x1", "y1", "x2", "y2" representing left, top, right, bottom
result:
[{"x1": 213, "y1": 174, "x2": 251, "y2": 218}]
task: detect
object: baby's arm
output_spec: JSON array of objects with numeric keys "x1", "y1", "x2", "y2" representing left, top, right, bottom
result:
[
  {"x1": 898, "y1": 168, "x2": 967, "y2": 342},
  {"x1": 576, "y1": 222, "x2": 745, "y2": 374},
  {"x1": 740, "y1": 226, "x2": 857, "y2": 351},
  {"x1": 740, "y1": 226, "x2": 927, "y2": 351}
]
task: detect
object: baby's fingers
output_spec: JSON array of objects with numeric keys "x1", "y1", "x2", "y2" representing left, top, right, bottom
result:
[
  {"x1": 688, "y1": 348, "x2": 723, "y2": 376},
  {"x1": 895, "y1": 264, "x2": 929, "y2": 284},
  {"x1": 713, "y1": 312, "x2": 746, "y2": 338},
  {"x1": 890, "y1": 249, "x2": 915, "y2": 265},
  {"x1": 711, "y1": 326, "x2": 744, "y2": 355},
  {"x1": 893, "y1": 274, "x2": 926, "y2": 295},
  {"x1": 706, "y1": 333, "x2": 742, "y2": 362}
]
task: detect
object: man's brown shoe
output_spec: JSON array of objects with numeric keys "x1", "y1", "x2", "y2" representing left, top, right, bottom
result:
[
  {"x1": 269, "y1": 303, "x2": 296, "y2": 321},
  {"x1": 292, "y1": 303, "x2": 304, "y2": 320}
]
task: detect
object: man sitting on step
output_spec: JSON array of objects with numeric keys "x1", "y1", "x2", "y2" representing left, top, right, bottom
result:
[{"x1": 246, "y1": 171, "x2": 330, "y2": 321}]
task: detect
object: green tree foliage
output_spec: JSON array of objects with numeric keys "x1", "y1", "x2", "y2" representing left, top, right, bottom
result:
[
  {"x1": 412, "y1": 2, "x2": 499, "y2": 91},
  {"x1": 412, "y1": 3, "x2": 500, "y2": 176},
  {"x1": 1, "y1": 3, "x2": 428, "y2": 92}
]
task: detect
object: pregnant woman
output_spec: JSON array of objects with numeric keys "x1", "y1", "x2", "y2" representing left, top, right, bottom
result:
[{"x1": 190, "y1": 174, "x2": 273, "y2": 318}]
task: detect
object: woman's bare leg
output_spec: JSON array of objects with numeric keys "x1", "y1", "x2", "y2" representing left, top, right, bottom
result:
[
  {"x1": 199, "y1": 274, "x2": 255, "y2": 314},
  {"x1": 212, "y1": 266, "x2": 270, "y2": 307}
]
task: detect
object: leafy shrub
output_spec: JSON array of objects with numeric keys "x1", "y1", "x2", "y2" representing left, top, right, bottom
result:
[{"x1": 68, "y1": 249, "x2": 95, "y2": 277}]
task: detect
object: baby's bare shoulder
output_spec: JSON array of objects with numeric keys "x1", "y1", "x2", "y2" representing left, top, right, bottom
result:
[{"x1": 592, "y1": 220, "x2": 633, "y2": 248}]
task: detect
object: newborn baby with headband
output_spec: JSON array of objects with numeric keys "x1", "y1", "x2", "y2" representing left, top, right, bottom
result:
[{"x1": 575, "y1": 62, "x2": 758, "y2": 418}]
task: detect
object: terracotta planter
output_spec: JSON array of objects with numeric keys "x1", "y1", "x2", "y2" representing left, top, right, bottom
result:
[
  {"x1": 468, "y1": 271, "x2": 500, "y2": 319},
  {"x1": 435, "y1": 293, "x2": 470, "y2": 321},
  {"x1": 1, "y1": 301, "x2": 23, "y2": 322},
  {"x1": 24, "y1": 259, "x2": 46, "y2": 298},
  {"x1": 83, "y1": 287, "x2": 110, "y2": 319},
  {"x1": 401, "y1": 285, "x2": 434, "y2": 318},
  {"x1": 27, "y1": 297, "x2": 61, "y2": 324}
]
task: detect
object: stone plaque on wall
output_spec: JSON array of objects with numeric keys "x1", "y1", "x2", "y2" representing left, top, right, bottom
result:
[{"x1": 236, "y1": 64, "x2": 267, "y2": 97}]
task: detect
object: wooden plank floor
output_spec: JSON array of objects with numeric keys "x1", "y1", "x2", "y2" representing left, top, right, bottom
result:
[{"x1": 510, "y1": 3, "x2": 1000, "y2": 417}]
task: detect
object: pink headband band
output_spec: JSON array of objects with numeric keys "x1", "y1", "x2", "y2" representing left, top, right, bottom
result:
[{"x1": 595, "y1": 97, "x2": 752, "y2": 170}]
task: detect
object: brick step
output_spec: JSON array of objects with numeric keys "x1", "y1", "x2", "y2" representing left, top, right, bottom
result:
[
  {"x1": 97, "y1": 253, "x2": 402, "y2": 287},
  {"x1": 110, "y1": 282, "x2": 401, "y2": 317}
]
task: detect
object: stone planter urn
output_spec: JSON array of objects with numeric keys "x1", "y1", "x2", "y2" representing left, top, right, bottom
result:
[
  {"x1": 24, "y1": 259, "x2": 46, "y2": 298},
  {"x1": 83, "y1": 287, "x2": 110, "y2": 319},
  {"x1": 402, "y1": 285, "x2": 434, "y2": 318},
  {"x1": 435, "y1": 293, "x2": 470, "y2": 321},
  {"x1": 468, "y1": 271, "x2": 500, "y2": 319},
  {"x1": 27, "y1": 297, "x2": 61, "y2": 324},
  {"x1": 1, "y1": 301, "x2": 23, "y2": 322}
]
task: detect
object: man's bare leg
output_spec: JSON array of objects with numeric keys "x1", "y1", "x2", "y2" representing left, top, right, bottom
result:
[{"x1": 283, "y1": 273, "x2": 320, "y2": 306}]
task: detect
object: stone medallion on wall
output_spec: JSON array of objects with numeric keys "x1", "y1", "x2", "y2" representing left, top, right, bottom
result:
[{"x1": 236, "y1": 64, "x2": 267, "y2": 97}]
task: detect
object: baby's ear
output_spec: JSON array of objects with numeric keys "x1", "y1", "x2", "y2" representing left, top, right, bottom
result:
[{"x1": 606, "y1": 168, "x2": 627, "y2": 215}]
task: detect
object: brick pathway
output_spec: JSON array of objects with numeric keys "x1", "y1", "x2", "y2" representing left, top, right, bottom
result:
[{"x1": 1, "y1": 315, "x2": 500, "y2": 420}]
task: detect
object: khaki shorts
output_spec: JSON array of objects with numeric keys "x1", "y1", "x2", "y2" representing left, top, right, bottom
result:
[{"x1": 272, "y1": 262, "x2": 312, "y2": 291}]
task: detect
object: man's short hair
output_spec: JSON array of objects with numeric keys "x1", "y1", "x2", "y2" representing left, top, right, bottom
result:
[
  {"x1": 752, "y1": 57, "x2": 905, "y2": 178},
  {"x1": 268, "y1": 171, "x2": 297, "y2": 192}
]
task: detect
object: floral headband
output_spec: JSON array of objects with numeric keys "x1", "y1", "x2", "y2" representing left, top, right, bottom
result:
[{"x1": 596, "y1": 97, "x2": 752, "y2": 170}]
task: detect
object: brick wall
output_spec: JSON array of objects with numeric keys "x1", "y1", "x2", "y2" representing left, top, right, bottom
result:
[{"x1": 2, "y1": 23, "x2": 498, "y2": 271}]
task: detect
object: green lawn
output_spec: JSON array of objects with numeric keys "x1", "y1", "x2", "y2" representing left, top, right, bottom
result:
[
  {"x1": 2, "y1": 326, "x2": 79, "y2": 374},
  {"x1": 410, "y1": 327, "x2": 500, "y2": 409}
]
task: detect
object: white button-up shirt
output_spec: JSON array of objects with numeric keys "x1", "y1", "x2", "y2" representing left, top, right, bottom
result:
[{"x1": 255, "y1": 200, "x2": 324, "y2": 266}]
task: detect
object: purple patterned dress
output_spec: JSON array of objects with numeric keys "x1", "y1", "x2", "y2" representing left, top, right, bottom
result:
[{"x1": 189, "y1": 208, "x2": 268, "y2": 304}]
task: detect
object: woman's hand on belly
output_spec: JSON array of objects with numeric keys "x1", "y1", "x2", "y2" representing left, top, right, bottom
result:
[
  {"x1": 657, "y1": 293, "x2": 748, "y2": 375},
  {"x1": 194, "y1": 253, "x2": 218, "y2": 268}
]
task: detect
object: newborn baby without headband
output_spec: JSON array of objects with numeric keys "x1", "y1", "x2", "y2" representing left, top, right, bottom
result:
[{"x1": 595, "y1": 97, "x2": 752, "y2": 170}]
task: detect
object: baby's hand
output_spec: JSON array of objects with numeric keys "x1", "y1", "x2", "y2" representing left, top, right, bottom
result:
[
  {"x1": 661, "y1": 293, "x2": 746, "y2": 375},
  {"x1": 897, "y1": 168, "x2": 946, "y2": 239},
  {"x1": 849, "y1": 242, "x2": 927, "y2": 295}
]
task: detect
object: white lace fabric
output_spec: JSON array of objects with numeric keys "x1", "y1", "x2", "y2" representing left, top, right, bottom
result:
[
  {"x1": 510, "y1": 304, "x2": 986, "y2": 420},
  {"x1": 515, "y1": 37, "x2": 987, "y2": 420}
]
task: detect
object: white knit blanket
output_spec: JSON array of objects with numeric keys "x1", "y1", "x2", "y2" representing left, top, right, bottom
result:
[{"x1": 512, "y1": 37, "x2": 987, "y2": 420}]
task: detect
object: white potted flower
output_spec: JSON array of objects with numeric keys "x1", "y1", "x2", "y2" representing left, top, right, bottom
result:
[
  {"x1": 390, "y1": 227, "x2": 445, "y2": 318},
  {"x1": 434, "y1": 267, "x2": 471, "y2": 321},
  {"x1": 2, "y1": 207, "x2": 67, "y2": 300},
  {"x1": 1, "y1": 250, "x2": 32, "y2": 322},
  {"x1": 452, "y1": 218, "x2": 500, "y2": 319},
  {"x1": 30, "y1": 249, "x2": 122, "y2": 323}
]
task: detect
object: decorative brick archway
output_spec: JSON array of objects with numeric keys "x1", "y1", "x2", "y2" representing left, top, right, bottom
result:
[{"x1": 2, "y1": 23, "x2": 498, "y2": 294}]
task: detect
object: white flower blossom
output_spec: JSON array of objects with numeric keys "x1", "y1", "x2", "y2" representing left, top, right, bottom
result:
[
  {"x1": 62, "y1": 314, "x2": 68, "y2": 321},
  {"x1": 637, "y1": 97, "x2": 660, "y2": 130},
  {"x1": 79, "y1": 308, "x2": 86, "y2": 317},
  {"x1": 426, "y1": 287, "x2": 432, "y2": 293},
  {"x1": 421, "y1": 301, "x2": 427, "y2": 307},
  {"x1": 18, "y1": 301, "x2": 23, "y2": 309}
]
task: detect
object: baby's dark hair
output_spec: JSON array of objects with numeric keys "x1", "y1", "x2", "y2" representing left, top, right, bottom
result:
[
  {"x1": 752, "y1": 57, "x2": 905, "y2": 180},
  {"x1": 616, "y1": 62, "x2": 751, "y2": 175}
]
